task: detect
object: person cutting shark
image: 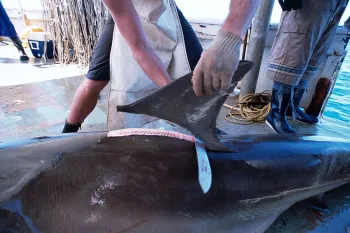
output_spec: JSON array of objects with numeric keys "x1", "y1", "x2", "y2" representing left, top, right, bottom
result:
[{"x1": 62, "y1": 0, "x2": 263, "y2": 133}]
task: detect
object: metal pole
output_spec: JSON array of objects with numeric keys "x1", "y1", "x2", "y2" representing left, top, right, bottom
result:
[
  {"x1": 241, "y1": 28, "x2": 250, "y2": 60},
  {"x1": 239, "y1": 0, "x2": 275, "y2": 99}
]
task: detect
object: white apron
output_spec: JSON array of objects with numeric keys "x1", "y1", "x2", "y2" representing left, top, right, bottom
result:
[{"x1": 107, "y1": 0, "x2": 191, "y2": 132}]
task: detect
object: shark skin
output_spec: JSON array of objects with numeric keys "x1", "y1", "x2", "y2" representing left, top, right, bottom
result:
[{"x1": 0, "y1": 132, "x2": 349, "y2": 233}]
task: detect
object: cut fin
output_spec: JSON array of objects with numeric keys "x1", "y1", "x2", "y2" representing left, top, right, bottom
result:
[{"x1": 117, "y1": 61, "x2": 254, "y2": 151}]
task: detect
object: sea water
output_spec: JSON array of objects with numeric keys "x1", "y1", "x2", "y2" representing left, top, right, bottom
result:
[{"x1": 323, "y1": 51, "x2": 350, "y2": 122}]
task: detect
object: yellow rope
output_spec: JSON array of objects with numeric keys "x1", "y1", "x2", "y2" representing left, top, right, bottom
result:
[{"x1": 224, "y1": 91, "x2": 271, "y2": 125}]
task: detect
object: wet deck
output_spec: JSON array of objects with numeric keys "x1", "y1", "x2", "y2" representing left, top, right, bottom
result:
[
  {"x1": 218, "y1": 94, "x2": 350, "y2": 139},
  {"x1": 0, "y1": 45, "x2": 109, "y2": 140},
  {"x1": 2, "y1": 73, "x2": 349, "y2": 141},
  {"x1": 1, "y1": 44, "x2": 350, "y2": 232}
]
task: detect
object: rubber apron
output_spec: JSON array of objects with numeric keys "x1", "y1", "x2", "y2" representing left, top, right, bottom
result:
[{"x1": 107, "y1": 0, "x2": 191, "y2": 132}]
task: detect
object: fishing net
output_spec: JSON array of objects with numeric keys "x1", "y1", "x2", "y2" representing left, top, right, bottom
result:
[{"x1": 41, "y1": 0, "x2": 109, "y2": 66}]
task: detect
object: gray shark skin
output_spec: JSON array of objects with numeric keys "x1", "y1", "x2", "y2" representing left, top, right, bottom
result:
[{"x1": 0, "y1": 133, "x2": 350, "y2": 233}]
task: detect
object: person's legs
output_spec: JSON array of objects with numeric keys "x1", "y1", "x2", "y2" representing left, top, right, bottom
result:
[
  {"x1": 176, "y1": 7, "x2": 203, "y2": 71},
  {"x1": 0, "y1": 2, "x2": 29, "y2": 60},
  {"x1": 63, "y1": 79, "x2": 109, "y2": 132},
  {"x1": 266, "y1": 0, "x2": 340, "y2": 133},
  {"x1": 287, "y1": 79, "x2": 319, "y2": 124},
  {"x1": 10, "y1": 37, "x2": 29, "y2": 61},
  {"x1": 289, "y1": 0, "x2": 348, "y2": 124},
  {"x1": 63, "y1": 16, "x2": 115, "y2": 133},
  {"x1": 266, "y1": 82, "x2": 295, "y2": 134}
]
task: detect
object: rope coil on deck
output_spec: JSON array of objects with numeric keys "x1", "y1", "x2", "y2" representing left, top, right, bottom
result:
[{"x1": 224, "y1": 91, "x2": 271, "y2": 125}]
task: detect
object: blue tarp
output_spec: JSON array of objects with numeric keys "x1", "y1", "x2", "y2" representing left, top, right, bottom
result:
[{"x1": 0, "y1": 1, "x2": 18, "y2": 37}]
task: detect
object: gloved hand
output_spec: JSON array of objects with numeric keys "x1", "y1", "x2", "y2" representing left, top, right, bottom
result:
[
  {"x1": 192, "y1": 30, "x2": 242, "y2": 96},
  {"x1": 278, "y1": 0, "x2": 304, "y2": 11}
]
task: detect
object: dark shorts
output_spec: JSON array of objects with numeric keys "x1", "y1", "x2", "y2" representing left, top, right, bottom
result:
[{"x1": 86, "y1": 7, "x2": 203, "y2": 81}]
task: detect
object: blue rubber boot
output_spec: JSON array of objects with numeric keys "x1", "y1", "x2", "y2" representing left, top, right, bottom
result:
[
  {"x1": 280, "y1": 92, "x2": 295, "y2": 133},
  {"x1": 287, "y1": 87, "x2": 319, "y2": 124},
  {"x1": 266, "y1": 87, "x2": 282, "y2": 134},
  {"x1": 266, "y1": 82, "x2": 295, "y2": 134}
]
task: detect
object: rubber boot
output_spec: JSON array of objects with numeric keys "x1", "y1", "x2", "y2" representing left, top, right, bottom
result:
[
  {"x1": 280, "y1": 93, "x2": 295, "y2": 133},
  {"x1": 265, "y1": 87, "x2": 282, "y2": 134},
  {"x1": 62, "y1": 120, "x2": 82, "y2": 133},
  {"x1": 287, "y1": 87, "x2": 319, "y2": 124},
  {"x1": 10, "y1": 37, "x2": 29, "y2": 61},
  {"x1": 266, "y1": 83, "x2": 295, "y2": 134}
]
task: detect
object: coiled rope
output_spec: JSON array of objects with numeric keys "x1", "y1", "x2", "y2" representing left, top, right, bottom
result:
[{"x1": 224, "y1": 91, "x2": 271, "y2": 125}]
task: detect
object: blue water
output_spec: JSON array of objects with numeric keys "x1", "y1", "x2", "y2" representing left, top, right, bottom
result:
[{"x1": 323, "y1": 53, "x2": 350, "y2": 122}]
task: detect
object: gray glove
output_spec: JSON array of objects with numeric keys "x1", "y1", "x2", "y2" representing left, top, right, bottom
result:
[{"x1": 192, "y1": 30, "x2": 242, "y2": 96}]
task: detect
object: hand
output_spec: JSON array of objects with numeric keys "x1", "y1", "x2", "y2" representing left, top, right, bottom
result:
[
  {"x1": 192, "y1": 30, "x2": 241, "y2": 96},
  {"x1": 278, "y1": 0, "x2": 304, "y2": 11}
]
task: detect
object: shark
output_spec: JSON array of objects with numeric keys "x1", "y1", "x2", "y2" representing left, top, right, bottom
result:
[{"x1": 0, "y1": 61, "x2": 349, "y2": 233}]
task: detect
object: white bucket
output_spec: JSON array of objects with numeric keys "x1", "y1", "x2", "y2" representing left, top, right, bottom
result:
[{"x1": 27, "y1": 32, "x2": 52, "y2": 41}]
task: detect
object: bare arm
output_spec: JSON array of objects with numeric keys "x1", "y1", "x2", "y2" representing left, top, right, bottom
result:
[
  {"x1": 222, "y1": 0, "x2": 260, "y2": 38},
  {"x1": 102, "y1": 0, "x2": 171, "y2": 87}
]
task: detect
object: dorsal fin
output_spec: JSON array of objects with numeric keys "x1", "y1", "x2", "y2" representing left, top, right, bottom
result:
[{"x1": 117, "y1": 60, "x2": 254, "y2": 151}]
